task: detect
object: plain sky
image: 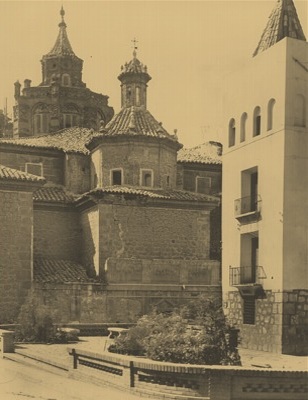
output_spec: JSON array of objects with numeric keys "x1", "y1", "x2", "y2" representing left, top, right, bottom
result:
[{"x1": 1, "y1": 0, "x2": 307, "y2": 147}]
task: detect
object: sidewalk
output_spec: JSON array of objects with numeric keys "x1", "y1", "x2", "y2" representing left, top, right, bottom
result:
[{"x1": 12, "y1": 336, "x2": 308, "y2": 372}]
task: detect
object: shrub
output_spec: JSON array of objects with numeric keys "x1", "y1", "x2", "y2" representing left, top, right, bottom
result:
[
  {"x1": 15, "y1": 290, "x2": 78, "y2": 344},
  {"x1": 110, "y1": 296, "x2": 241, "y2": 366}
]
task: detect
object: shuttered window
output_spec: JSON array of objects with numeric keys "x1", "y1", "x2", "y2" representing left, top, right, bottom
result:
[{"x1": 243, "y1": 297, "x2": 255, "y2": 325}]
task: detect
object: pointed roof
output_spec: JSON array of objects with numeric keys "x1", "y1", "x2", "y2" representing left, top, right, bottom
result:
[
  {"x1": 95, "y1": 106, "x2": 180, "y2": 147},
  {"x1": 46, "y1": 7, "x2": 76, "y2": 57},
  {"x1": 118, "y1": 49, "x2": 151, "y2": 82},
  {"x1": 253, "y1": 0, "x2": 306, "y2": 57}
]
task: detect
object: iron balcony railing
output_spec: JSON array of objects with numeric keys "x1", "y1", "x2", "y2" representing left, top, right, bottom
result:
[
  {"x1": 234, "y1": 195, "x2": 261, "y2": 217},
  {"x1": 229, "y1": 265, "x2": 266, "y2": 286}
]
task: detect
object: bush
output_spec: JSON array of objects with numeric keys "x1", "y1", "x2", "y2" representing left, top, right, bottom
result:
[
  {"x1": 109, "y1": 296, "x2": 241, "y2": 366},
  {"x1": 14, "y1": 290, "x2": 78, "y2": 344}
]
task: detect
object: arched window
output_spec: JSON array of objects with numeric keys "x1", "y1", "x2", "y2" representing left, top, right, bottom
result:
[
  {"x1": 240, "y1": 113, "x2": 247, "y2": 142},
  {"x1": 294, "y1": 94, "x2": 306, "y2": 127},
  {"x1": 228, "y1": 118, "x2": 236, "y2": 147},
  {"x1": 267, "y1": 99, "x2": 276, "y2": 131},
  {"x1": 253, "y1": 106, "x2": 261, "y2": 136},
  {"x1": 33, "y1": 103, "x2": 49, "y2": 134},
  {"x1": 62, "y1": 104, "x2": 80, "y2": 128},
  {"x1": 136, "y1": 87, "x2": 141, "y2": 106},
  {"x1": 62, "y1": 74, "x2": 71, "y2": 87}
]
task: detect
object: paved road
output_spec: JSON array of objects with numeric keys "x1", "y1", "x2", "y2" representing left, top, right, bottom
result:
[{"x1": 0, "y1": 357, "x2": 143, "y2": 400}]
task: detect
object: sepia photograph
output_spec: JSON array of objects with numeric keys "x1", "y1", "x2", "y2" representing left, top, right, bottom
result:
[{"x1": 0, "y1": 0, "x2": 307, "y2": 399}]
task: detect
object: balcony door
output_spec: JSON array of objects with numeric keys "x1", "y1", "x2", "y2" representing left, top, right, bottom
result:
[
  {"x1": 250, "y1": 172, "x2": 258, "y2": 212},
  {"x1": 251, "y1": 236, "x2": 259, "y2": 282}
]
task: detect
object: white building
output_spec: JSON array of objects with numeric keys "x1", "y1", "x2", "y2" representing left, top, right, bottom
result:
[{"x1": 222, "y1": 0, "x2": 308, "y2": 355}]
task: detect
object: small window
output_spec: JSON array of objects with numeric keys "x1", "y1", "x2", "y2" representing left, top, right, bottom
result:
[
  {"x1": 196, "y1": 176, "x2": 211, "y2": 194},
  {"x1": 63, "y1": 114, "x2": 79, "y2": 128},
  {"x1": 111, "y1": 169, "x2": 122, "y2": 185},
  {"x1": 267, "y1": 99, "x2": 276, "y2": 131},
  {"x1": 62, "y1": 74, "x2": 71, "y2": 87},
  {"x1": 240, "y1": 112, "x2": 247, "y2": 142},
  {"x1": 34, "y1": 113, "x2": 48, "y2": 134},
  {"x1": 136, "y1": 87, "x2": 141, "y2": 106},
  {"x1": 228, "y1": 118, "x2": 236, "y2": 147},
  {"x1": 243, "y1": 297, "x2": 255, "y2": 325},
  {"x1": 25, "y1": 163, "x2": 43, "y2": 177},
  {"x1": 294, "y1": 94, "x2": 306, "y2": 127},
  {"x1": 253, "y1": 107, "x2": 261, "y2": 136},
  {"x1": 140, "y1": 169, "x2": 153, "y2": 187}
]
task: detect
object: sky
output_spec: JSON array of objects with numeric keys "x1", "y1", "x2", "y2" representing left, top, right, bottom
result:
[{"x1": 0, "y1": 0, "x2": 307, "y2": 147}]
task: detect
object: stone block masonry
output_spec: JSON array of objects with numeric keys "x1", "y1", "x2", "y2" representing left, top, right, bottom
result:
[{"x1": 225, "y1": 289, "x2": 308, "y2": 355}]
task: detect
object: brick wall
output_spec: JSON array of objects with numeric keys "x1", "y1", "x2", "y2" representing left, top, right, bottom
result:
[
  {"x1": 33, "y1": 207, "x2": 82, "y2": 261},
  {"x1": 0, "y1": 149, "x2": 64, "y2": 184},
  {"x1": 0, "y1": 190, "x2": 33, "y2": 322},
  {"x1": 80, "y1": 207, "x2": 100, "y2": 276},
  {"x1": 93, "y1": 139, "x2": 178, "y2": 189},
  {"x1": 99, "y1": 201, "x2": 210, "y2": 266},
  {"x1": 65, "y1": 154, "x2": 91, "y2": 194}
]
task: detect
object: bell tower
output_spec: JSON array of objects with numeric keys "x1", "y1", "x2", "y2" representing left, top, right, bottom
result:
[
  {"x1": 40, "y1": 6, "x2": 85, "y2": 88},
  {"x1": 118, "y1": 40, "x2": 151, "y2": 108}
]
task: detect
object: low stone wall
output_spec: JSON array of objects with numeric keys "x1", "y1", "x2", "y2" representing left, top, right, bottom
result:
[{"x1": 68, "y1": 348, "x2": 308, "y2": 400}]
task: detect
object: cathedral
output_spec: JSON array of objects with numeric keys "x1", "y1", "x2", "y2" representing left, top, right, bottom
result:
[
  {"x1": 0, "y1": 8, "x2": 221, "y2": 325},
  {"x1": 0, "y1": 0, "x2": 306, "y2": 356}
]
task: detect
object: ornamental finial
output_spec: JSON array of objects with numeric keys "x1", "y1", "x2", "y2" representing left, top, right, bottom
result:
[
  {"x1": 131, "y1": 38, "x2": 138, "y2": 59},
  {"x1": 59, "y1": 5, "x2": 66, "y2": 27}
]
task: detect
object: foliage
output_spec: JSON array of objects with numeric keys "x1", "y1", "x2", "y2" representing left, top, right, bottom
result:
[
  {"x1": 109, "y1": 296, "x2": 241, "y2": 366},
  {"x1": 14, "y1": 290, "x2": 78, "y2": 344}
]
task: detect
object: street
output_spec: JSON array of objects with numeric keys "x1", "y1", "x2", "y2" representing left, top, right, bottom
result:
[{"x1": 0, "y1": 357, "x2": 143, "y2": 400}]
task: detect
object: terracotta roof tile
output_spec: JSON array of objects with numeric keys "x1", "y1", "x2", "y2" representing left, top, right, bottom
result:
[
  {"x1": 82, "y1": 185, "x2": 219, "y2": 203},
  {"x1": 0, "y1": 164, "x2": 46, "y2": 183},
  {"x1": 0, "y1": 127, "x2": 100, "y2": 155},
  {"x1": 177, "y1": 142, "x2": 222, "y2": 165},
  {"x1": 33, "y1": 258, "x2": 96, "y2": 283},
  {"x1": 253, "y1": 0, "x2": 306, "y2": 57},
  {"x1": 99, "y1": 106, "x2": 180, "y2": 145},
  {"x1": 33, "y1": 186, "x2": 76, "y2": 203}
]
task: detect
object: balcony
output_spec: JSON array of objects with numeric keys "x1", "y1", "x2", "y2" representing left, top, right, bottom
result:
[
  {"x1": 229, "y1": 265, "x2": 266, "y2": 297},
  {"x1": 234, "y1": 195, "x2": 261, "y2": 223}
]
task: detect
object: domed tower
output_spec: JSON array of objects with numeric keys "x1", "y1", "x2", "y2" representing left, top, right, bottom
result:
[
  {"x1": 13, "y1": 7, "x2": 113, "y2": 137},
  {"x1": 118, "y1": 47, "x2": 151, "y2": 108},
  {"x1": 89, "y1": 46, "x2": 182, "y2": 190},
  {"x1": 40, "y1": 6, "x2": 85, "y2": 87}
]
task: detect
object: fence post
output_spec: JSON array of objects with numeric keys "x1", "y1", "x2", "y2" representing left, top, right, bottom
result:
[
  {"x1": 71, "y1": 348, "x2": 78, "y2": 369},
  {"x1": 129, "y1": 361, "x2": 135, "y2": 387}
]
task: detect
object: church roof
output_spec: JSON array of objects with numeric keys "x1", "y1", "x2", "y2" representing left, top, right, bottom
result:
[
  {"x1": 97, "y1": 106, "x2": 180, "y2": 145},
  {"x1": 253, "y1": 0, "x2": 306, "y2": 57},
  {"x1": 177, "y1": 142, "x2": 222, "y2": 165},
  {"x1": 0, "y1": 127, "x2": 100, "y2": 155},
  {"x1": 45, "y1": 7, "x2": 77, "y2": 58},
  {"x1": 81, "y1": 186, "x2": 219, "y2": 203},
  {"x1": 33, "y1": 186, "x2": 76, "y2": 204},
  {"x1": 0, "y1": 164, "x2": 46, "y2": 183},
  {"x1": 33, "y1": 258, "x2": 96, "y2": 283}
]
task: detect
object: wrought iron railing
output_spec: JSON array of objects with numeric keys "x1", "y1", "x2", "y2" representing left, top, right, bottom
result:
[
  {"x1": 229, "y1": 265, "x2": 265, "y2": 286},
  {"x1": 234, "y1": 195, "x2": 261, "y2": 216}
]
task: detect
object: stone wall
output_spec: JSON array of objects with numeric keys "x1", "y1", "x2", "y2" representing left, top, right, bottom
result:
[
  {"x1": 0, "y1": 190, "x2": 33, "y2": 323},
  {"x1": 225, "y1": 289, "x2": 308, "y2": 355},
  {"x1": 177, "y1": 163, "x2": 222, "y2": 195},
  {"x1": 80, "y1": 207, "x2": 100, "y2": 276},
  {"x1": 282, "y1": 289, "x2": 308, "y2": 355},
  {"x1": 0, "y1": 149, "x2": 64, "y2": 184},
  {"x1": 33, "y1": 207, "x2": 82, "y2": 262},
  {"x1": 33, "y1": 282, "x2": 221, "y2": 324}
]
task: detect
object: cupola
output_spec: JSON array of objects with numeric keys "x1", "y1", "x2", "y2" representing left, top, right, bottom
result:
[{"x1": 118, "y1": 42, "x2": 151, "y2": 108}]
